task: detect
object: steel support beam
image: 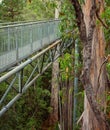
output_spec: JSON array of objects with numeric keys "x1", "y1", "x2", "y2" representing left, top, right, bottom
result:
[{"x1": 0, "y1": 38, "x2": 73, "y2": 117}]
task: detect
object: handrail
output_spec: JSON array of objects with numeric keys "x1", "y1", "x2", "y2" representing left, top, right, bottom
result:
[
  {"x1": 0, "y1": 40, "x2": 61, "y2": 83},
  {"x1": 0, "y1": 18, "x2": 59, "y2": 26},
  {"x1": 0, "y1": 19, "x2": 60, "y2": 29}
]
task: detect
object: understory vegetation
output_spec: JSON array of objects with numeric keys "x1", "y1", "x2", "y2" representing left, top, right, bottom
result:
[{"x1": 0, "y1": 69, "x2": 52, "y2": 130}]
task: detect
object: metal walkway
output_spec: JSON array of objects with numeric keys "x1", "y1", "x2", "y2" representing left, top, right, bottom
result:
[
  {"x1": 0, "y1": 19, "x2": 73, "y2": 117},
  {"x1": 0, "y1": 19, "x2": 60, "y2": 72}
]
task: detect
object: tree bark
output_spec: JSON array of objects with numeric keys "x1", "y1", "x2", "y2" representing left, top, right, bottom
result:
[
  {"x1": 49, "y1": 59, "x2": 59, "y2": 125},
  {"x1": 48, "y1": 1, "x2": 60, "y2": 128},
  {"x1": 82, "y1": 1, "x2": 107, "y2": 130},
  {"x1": 70, "y1": 0, "x2": 110, "y2": 129},
  {"x1": 60, "y1": 76, "x2": 73, "y2": 130}
]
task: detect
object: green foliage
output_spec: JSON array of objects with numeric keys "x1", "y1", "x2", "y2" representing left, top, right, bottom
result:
[
  {"x1": 107, "y1": 92, "x2": 110, "y2": 103},
  {"x1": 21, "y1": 0, "x2": 56, "y2": 21},
  {"x1": 101, "y1": 7, "x2": 110, "y2": 42},
  {"x1": 54, "y1": 122, "x2": 60, "y2": 130},
  {"x1": 0, "y1": 70, "x2": 51, "y2": 130},
  {"x1": 101, "y1": 1, "x2": 110, "y2": 55},
  {"x1": 75, "y1": 90, "x2": 84, "y2": 98},
  {"x1": 0, "y1": 0, "x2": 56, "y2": 22},
  {"x1": 59, "y1": 0, "x2": 77, "y2": 39},
  {"x1": 0, "y1": 0, "x2": 25, "y2": 22},
  {"x1": 107, "y1": 63, "x2": 110, "y2": 78},
  {"x1": 79, "y1": 0, "x2": 85, "y2": 5},
  {"x1": 105, "y1": 0, "x2": 110, "y2": 6},
  {"x1": 59, "y1": 53, "x2": 73, "y2": 80}
]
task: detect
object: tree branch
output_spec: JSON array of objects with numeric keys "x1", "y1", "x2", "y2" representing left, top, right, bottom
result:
[
  {"x1": 96, "y1": 55, "x2": 110, "y2": 94},
  {"x1": 70, "y1": 0, "x2": 87, "y2": 45}
]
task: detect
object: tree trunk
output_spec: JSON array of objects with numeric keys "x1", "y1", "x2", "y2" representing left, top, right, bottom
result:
[
  {"x1": 49, "y1": 59, "x2": 59, "y2": 126},
  {"x1": 70, "y1": 0, "x2": 110, "y2": 129},
  {"x1": 82, "y1": 0, "x2": 107, "y2": 129},
  {"x1": 68, "y1": 80, "x2": 73, "y2": 130},
  {"x1": 48, "y1": 1, "x2": 60, "y2": 128},
  {"x1": 60, "y1": 76, "x2": 73, "y2": 130}
]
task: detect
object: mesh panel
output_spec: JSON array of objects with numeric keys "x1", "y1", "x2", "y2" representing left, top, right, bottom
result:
[{"x1": 0, "y1": 20, "x2": 60, "y2": 71}]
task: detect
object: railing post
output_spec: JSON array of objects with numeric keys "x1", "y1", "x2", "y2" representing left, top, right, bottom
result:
[
  {"x1": 20, "y1": 26, "x2": 23, "y2": 57},
  {"x1": 30, "y1": 24, "x2": 33, "y2": 53},
  {"x1": 7, "y1": 27, "x2": 10, "y2": 52},
  {"x1": 15, "y1": 27, "x2": 19, "y2": 63},
  {"x1": 48, "y1": 21, "x2": 50, "y2": 43},
  {"x1": 41, "y1": 23, "x2": 43, "y2": 48}
]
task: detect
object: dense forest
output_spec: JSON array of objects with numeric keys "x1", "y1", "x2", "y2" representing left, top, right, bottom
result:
[{"x1": 0, "y1": 0, "x2": 110, "y2": 130}]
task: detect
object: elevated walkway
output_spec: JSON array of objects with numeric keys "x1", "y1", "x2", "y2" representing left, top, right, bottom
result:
[
  {"x1": 0, "y1": 19, "x2": 60, "y2": 72},
  {"x1": 0, "y1": 19, "x2": 73, "y2": 117}
]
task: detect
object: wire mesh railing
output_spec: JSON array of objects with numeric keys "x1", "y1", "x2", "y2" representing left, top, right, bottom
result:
[{"x1": 0, "y1": 19, "x2": 60, "y2": 72}]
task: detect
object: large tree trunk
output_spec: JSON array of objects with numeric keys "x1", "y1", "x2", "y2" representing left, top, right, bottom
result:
[
  {"x1": 82, "y1": 0, "x2": 107, "y2": 129},
  {"x1": 49, "y1": 59, "x2": 59, "y2": 126},
  {"x1": 48, "y1": 1, "x2": 60, "y2": 128},
  {"x1": 70, "y1": 0, "x2": 110, "y2": 129}
]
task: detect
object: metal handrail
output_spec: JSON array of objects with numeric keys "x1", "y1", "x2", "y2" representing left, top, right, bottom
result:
[
  {"x1": 0, "y1": 18, "x2": 59, "y2": 26},
  {"x1": 0, "y1": 19, "x2": 60, "y2": 29},
  {"x1": 0, "y1": 40, "x2": 61, "y2": 83}
]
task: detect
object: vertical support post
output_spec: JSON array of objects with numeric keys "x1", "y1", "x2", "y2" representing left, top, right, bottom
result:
[
  {"x1": 73, "y1": 39, "x2": 79, "y2": 129},
  {"x1": 7, "y1": 27, "x2": 10, "y2": 51},
  {"x1": 20, "y1": 26, "x2": 23, "y2": 58},
  {"x1": 7, "y1": 27, "x2": 11, "y2": 67},
  {"x1": 48, "y1": 21, "x2": 50, "y2": 44},
  {"x1": 30, "y1": 24, "x2": 33, "y2": 53},
  {"x1": 15, "y1": 27, "x2": 18, "y2": 62},
  {"x1": 41, "y1": 23, "x2": 43, "y2": 48}
]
